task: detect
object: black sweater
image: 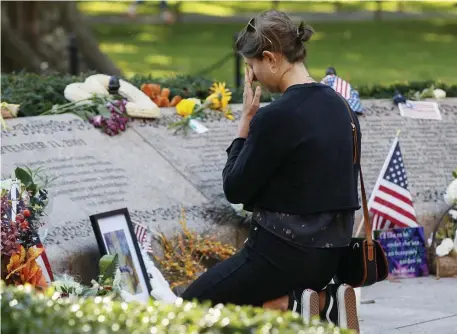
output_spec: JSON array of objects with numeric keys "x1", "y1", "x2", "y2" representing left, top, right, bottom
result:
[{"x1": 223, "y1": 83, "x2": 361, "y2": 215}]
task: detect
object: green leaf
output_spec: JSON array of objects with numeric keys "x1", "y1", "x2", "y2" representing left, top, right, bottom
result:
[
  {"x1": 110, "y1": 103, "x2": 122, "y2": 115},
  {"x1": 27, "y1": 184, "x2": 38, "y2": 197},
  {"x1": 80, "y1": 287, "x2": 98, "y2": 297},
  {"x1": 99, "y1": 254, "x2": 119, "y2": 281},
  {"x1": 97, "y1": 105, "x2": 111, "y2": 119},
  {"x1": 14, "y1": 167, "x2": 34, "y2": 187}
]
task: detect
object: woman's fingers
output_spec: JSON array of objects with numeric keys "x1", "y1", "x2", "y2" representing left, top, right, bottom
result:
[
  {"x1": 249, "y1": 86, "x2": 261, "y2": 114},
  {"x1": 252, "y1": 86, "x2": 261, "y2": 105},
  {"x1": 247, "y1": 67, "x2": 254, "y2": 84},
  {"x1": 243, "y1": 82, "x2": 252, "y2": 105},
  {"x1": 243, "y1": 67, "x2": 253, "y2": 106}
]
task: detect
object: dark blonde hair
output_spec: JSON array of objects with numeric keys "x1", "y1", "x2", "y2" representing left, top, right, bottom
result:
[{"x1": 235, "y1": 10, "x2": 314, "y2": 63}]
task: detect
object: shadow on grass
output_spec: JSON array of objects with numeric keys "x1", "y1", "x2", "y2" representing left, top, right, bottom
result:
[{"x1": 92, "y1": 19, "x2": 457, "y2": 86}]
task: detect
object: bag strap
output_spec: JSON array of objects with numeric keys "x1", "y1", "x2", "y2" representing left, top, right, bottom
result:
[{"x1": 339, "y1": 96, "x2": 373, "y2": 246}]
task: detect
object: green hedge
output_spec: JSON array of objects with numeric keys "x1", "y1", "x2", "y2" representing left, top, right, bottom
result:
[
  {"x1": 1, "y1": 283, "x2": 349, "y2": 334},
  {"x1": 2, "y1": 72, "x2": 457, "y2": 117}
]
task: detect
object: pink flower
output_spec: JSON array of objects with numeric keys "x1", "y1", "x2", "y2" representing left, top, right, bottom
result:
[{"x1": 90, "y1": 115, "x2": 103, "y2": 127}]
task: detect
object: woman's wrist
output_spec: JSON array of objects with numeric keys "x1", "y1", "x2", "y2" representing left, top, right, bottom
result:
[{"x1": 236, "y1": 116, "x2": 251, "y2": 138}]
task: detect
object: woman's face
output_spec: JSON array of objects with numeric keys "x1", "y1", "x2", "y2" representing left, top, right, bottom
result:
[{"x1": 244, "y1": 53, "x2": 282, "y2": 93}]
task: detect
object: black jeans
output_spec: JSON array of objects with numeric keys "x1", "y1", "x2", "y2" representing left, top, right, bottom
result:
[{"x1": 181, "y1": 222, "x2": 342, "y2": 307}]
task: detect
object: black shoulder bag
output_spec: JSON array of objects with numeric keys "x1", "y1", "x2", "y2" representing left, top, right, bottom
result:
[{"x1": 333, "y1": 98, "x2": 389, "y2": 288}]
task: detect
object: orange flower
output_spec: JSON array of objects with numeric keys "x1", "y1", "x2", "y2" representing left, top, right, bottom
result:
[{"x1": 6, "y1": 245, "x2": 48, "y2": 289}]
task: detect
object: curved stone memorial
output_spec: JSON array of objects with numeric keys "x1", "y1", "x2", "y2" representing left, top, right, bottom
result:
[{"x1": 2, "y1": 98, "x2": 456, "y2": 282}]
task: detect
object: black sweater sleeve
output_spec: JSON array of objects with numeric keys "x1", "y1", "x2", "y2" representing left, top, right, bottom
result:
[{"x1": 222, "y1": 109, "x2": 292, "y2": 204}]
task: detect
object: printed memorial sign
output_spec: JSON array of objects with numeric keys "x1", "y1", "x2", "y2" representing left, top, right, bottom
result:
[{"x1": 374, "y1": 227, "x2": 429, "y2": 278}]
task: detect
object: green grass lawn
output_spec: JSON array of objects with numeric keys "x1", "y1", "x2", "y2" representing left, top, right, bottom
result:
[
  {"x1": 80, "y1": 1, "x2": 457, "y2": 17},
  {"x1": 92, "y1": 19, "x2": 457, "y2": 86}
]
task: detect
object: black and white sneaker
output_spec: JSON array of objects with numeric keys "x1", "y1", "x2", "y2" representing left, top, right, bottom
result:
[
  {"x1": 289, "y1": 289, "x2": 319, "y2": 324},
  {"x1": 320, "y1": 284, "x2": 360, "y2": 333}
]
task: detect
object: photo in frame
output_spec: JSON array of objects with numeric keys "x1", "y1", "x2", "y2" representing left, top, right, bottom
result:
[{"x1": 90, "y1": 208, "x2": 152, "y2": 302}]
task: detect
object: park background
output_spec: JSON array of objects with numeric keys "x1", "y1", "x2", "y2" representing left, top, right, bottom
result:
[{"x1": 2, "y1": 0, "x2": 457, "y2": 88}]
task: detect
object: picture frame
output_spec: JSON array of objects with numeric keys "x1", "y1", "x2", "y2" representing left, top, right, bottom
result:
[{"x1": 90, "y1": 208, "x2": 152, "y2": 302}]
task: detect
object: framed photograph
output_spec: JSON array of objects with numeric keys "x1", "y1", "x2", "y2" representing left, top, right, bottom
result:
[{"x1": 90, "y1": 208, "x2": 152, "y2": 302}]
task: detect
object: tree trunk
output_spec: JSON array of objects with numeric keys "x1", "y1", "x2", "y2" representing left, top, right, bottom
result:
[
  {"x1": 1, "y1": 1, "x2": 121, "y2": 76},
  {"x1": 61, "y1": 2, "x2": 121, "y2": 76},
  {"x1": 1, "y1": 16, "x2": 43, "y2": 73}
]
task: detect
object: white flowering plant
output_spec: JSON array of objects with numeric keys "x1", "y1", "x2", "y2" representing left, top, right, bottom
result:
[
  {"x1": 435, "y1": 168, "x2": 457, "y2": 257},
  {"x1": 52, "y1": 254, "x2": 123, "y2": 299}
]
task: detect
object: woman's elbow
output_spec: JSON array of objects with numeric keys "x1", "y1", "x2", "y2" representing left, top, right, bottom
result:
[{"x1": 223, "y1": 181, "x2": 246, "y2": 204}]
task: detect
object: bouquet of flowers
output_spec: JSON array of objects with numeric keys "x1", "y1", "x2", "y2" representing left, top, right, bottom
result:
[
  {"x1": 428, "y1": 168, "x2": 457, "y2": 278},
  {"x1": 436, "y1": 168, "x2": 457, "y2": 257},
  {"x1": 1, "y1": 167, "x2": 54, "y2": 289},
  {"x1": 52, "y1": 254, "x2": 123, "y2": 300},
  {"x1": 169, "y1": 82, "x2": 234, "y2": 135},
  {"x1": 42, "y1": 96, "x2": 130, "y2": 136}
]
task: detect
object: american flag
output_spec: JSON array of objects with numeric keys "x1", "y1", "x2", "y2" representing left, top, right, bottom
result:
[
  {"x1": 133, "y1": 222, "x2": 153, "y2": 253},
  {"x1": 321, "y1": 74, "x2": 364, "y2": 114},
  {"x1": 369, "y1": 136, "x2": 419, "y2": 230},
  {"x1": 133, "y1": 222, "x2": 148, "y2": 245}
]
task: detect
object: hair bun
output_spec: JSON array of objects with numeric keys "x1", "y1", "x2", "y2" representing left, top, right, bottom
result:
[{"x1": 297, "y1": 21, "x2": 314, "y2": 42}]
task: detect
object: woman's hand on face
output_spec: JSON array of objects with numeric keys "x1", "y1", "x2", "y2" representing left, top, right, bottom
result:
[{"x1": 238, "y1": 67, "x2": 262, "y2": 138}]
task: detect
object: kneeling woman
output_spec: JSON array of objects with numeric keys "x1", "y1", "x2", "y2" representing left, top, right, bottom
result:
[{"x1": 182, "y1": 10, "x2": 361, "y2": 332}]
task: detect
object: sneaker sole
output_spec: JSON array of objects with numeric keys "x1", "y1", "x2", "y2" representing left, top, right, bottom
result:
[
  {"x1": 337, "y1": 285, "x2": 360, "y2": 333},
  {"x1": 301, "y1": 289, "x2": 320, "y2": 324}
]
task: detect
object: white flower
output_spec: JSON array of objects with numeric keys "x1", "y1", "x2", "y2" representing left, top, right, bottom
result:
[
  {"x1": 436, "y1": 238, "x2": 455, "y2": 257},
  {"x1": 436, "y1": 244, "x2": 450, "y2": 257},
  {"x1": 444, "y1": 179, "x2": 457, "y2": 205},
  {"x1": 187, "y1": 98, "x2": 202, "y2": 106},
  {"x1": 90, "y1": 279, "x2": 101, "y2": 290},
  {"x1": 75, "y1": 286, "x2": 83, "y2": 295},
  {"x1": 52, "y1": 274, "x2": 84, "y2": 296},
  {"x1": 433, "y1": 89, "x2": 446, "y2": 99},
  {"x1": 449, "y1": 209, "x2": 457, "y2": 221},
  {"x1": 1, "y1": 178, "x2": 12, "y2": 191},
  {"x1": 442, "y1": 238, "x2": 454, "y2": 252}
]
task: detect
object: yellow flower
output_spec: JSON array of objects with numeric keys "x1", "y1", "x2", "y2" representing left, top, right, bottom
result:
[
  {"x1": 206, "y1": 82, "x2": 232, "y2": 111},
  {"x1": 224, "y1": 109, "x2": 235, "y2": 121},
  {"x1": 175, "y1": 98, "x2": 201, "y2": 117}
]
